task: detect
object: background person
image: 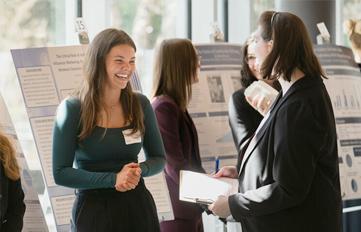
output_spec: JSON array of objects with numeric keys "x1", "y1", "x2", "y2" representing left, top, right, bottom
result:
[
  {"x1": 228, "y1": 36, "x2": 280, "y2": 154},
  {"x1": 0, "y1": 131, "x2": 25, "y2": 232},
  {"x1": 152, "y1": 38, "x2": 205, "y2": 232},
  {"x1": 344, "y1": 18, "x2": 361, "y2": 67},
  {"x1": 52, "y1": 28, "x2": 165, "y2": 232}
]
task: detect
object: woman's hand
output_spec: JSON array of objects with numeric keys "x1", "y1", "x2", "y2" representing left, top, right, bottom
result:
[
  {"x1": 115, "y1": 162, "x2": 142, "y2": 192},
  {"x1": 246, "y1": 94, "x2": 271, "y2": 116},
  {"x1": 208, "y1": 195, "x2": 231, "y2": 218},
  {"x1": 213, "y1": 166, "x2": 238, "y2": 178}
]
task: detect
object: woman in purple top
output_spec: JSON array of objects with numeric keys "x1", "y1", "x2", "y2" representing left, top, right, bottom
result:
[{"x1": 151, "y1": 38, "x2": 205, "y2": 232}]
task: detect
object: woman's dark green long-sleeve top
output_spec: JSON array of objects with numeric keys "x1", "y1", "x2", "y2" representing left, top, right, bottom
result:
[{"x1": 52, "y1": 93, "x2": 166, "y2": 189}]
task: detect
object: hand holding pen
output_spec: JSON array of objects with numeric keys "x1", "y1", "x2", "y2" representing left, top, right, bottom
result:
[
  {"x1": 215, "y1": 156, "x2": 220, "y2": 173},
  {"x1": 213, "y1": 166, "x2": 238, "y2": 179}
]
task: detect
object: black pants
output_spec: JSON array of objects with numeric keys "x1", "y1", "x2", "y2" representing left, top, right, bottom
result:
[{"x1": 71, "y1": 180, "x2": 160, "y2": 232}]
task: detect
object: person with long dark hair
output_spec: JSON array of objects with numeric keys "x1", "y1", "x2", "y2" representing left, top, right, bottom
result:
[
  {"x1": 229, "y1": 36, "x2": 279, "y2": 153},
  {"x1": 52, "y1": 28, "x2": 165, "y2": 232},
  {"x1": 152, "y1": 38, "x2": 205, "y2": 232},
  {"x1": 209, "y1": 11, "x2": 342, "y2": 232}
]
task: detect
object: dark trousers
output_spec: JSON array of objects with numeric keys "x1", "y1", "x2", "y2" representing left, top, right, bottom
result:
[
  {"x1": 71, "y1": 181, "x2": 160, "y2": 232},
  {"x1": 160, "y1": 217, "x2": 204, "y2": 232}
]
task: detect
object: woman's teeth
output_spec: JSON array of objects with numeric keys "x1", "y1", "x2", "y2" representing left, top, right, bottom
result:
[{"x1": 115, "y1": 74, "x2": 128, "y2": 79}]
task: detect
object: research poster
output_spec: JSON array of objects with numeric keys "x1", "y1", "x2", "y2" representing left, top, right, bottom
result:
[
  {"x1": 190, "y1": 43, "x2": 361, "y2": 201},
  {"x1": 11, "y1": 45, "x2": 172, "y2": 231},
  {"x1": 190, "y1": 43, "x2": 242, "y2": 173},
  {"x1": 0, "y1": 94, "x2": 48, "y2": 231},
  {"x1": 315, "y1": 45, "x2": 361, "y2": 200}
]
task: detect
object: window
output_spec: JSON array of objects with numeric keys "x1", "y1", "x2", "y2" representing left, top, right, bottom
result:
[{"x1": 83, "y1": 0, "x2": 184, "y2": 96}]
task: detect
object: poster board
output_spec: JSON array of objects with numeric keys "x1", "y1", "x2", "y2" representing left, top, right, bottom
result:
[
  {"x1": 190, "y1": 43, "x2": 361, "y2": 201},
  {"x1": 189, "y1": 43, "x2": 242, "y2": 173},
  {"x1": 315, "y1": 44, "x2": 361, "y2": 200},
  {"x1": 0, "y1": 94, "x2": 48, "y2": 231},
  {"x1": 10, "y1": 45, "x2": 173, "y2": 231}
]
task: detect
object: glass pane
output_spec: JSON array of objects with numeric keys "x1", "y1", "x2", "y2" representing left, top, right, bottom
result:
[
  {"x1": 110, "y1": 0, "x2": 180, "y2": 96},
  {"x1": 251, "y1": 0, "x2": 275, "y2": 32},
  {"x1": 0, "y1": 1, "x2": 73, "y2": 231}
]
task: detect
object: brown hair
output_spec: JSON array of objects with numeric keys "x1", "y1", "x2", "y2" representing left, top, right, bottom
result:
[
  {"x1": 0, "y1": 131, "x2": 20, "y2": 180},
  {"x1": 241, "y1": 37, "x2": 258, "y2": 87},
  {"x1": 77, "y1": 28, "x2": 144, "y2": 140},
  {"x1": 258, "y1": 11, "x2": 326, "y2": 81},
  {"x1": 152, "y1": 38, "x2": 199, "y2": 111}
]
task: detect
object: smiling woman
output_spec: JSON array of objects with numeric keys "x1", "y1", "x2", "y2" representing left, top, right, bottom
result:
[
  {"x1": 100, "y1": 44, "x2": 137, "y2": 128},
  {"x1": 105, "y1": 44, "x2": 136, "y2": 90},
  {"x1": 52, "y1": 28, "x2": 166, "y2": 232}
]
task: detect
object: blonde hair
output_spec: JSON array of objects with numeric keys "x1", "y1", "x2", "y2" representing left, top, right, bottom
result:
[
  {"x1": 344, "y1": 19, "x2": 361, "y2": 51},
  {"x1": 0, "y1": 131, "x2": 20, "y2": 181},
  {"x1": 152, "y1": 38, "x2": 199, "y2": 111}
]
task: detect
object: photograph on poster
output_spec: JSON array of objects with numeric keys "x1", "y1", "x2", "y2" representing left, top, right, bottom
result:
[
  {"x1": 230, "y1": 76, "x2": 242, "y2": 92},
  {"x1": 207, "y1": 76, "x2": 225, "y2": 103}
]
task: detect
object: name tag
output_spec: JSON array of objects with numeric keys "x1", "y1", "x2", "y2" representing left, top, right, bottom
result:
[{"x1": 122, "y1": 129, "x2": 141, "y2": 145}]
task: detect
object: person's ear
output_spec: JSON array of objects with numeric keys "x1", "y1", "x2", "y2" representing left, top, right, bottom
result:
[{"x1": 267, "y1": 40, "x2": 273, "y2": 53}]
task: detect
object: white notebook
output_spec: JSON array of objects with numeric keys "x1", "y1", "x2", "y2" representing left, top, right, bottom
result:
[{"x1": 179, "y1": 170, "x2": 239, "y2": 205}]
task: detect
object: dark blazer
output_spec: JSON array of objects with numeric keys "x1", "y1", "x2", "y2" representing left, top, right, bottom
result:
[
  {"x1": 229, "y1": 76, "x2": 342, "y2": 232},
  {"x1": 0, "y1": 163, "x2": 26, "y2": 232},
  {"x1": 228, "y1": 88, "x2": 263, "y2": 153},
  {"x1": 152, "y1": 96, "x2": 205, "y2": 223}
]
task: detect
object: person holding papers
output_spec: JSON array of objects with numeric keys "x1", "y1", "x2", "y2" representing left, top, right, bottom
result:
[
  {"x1": 228, "y1": 36, "x2": 280, "y2": 154},
  {"x1": 0, "y1": 131, "x2": 25, "y2": 232},
  {"x1": 52, "y1": 28, "x2": 165, "y2": 232},
  {"x1": 152, "y1": 38, "x2": 205, "y2": 232},
  {"x1": 209, "y1": 11, "x2": 342, "y2": 232}
]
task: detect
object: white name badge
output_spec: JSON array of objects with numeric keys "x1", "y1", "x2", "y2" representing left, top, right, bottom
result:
[{"x1": 122, "y1": 129, "x2": 142, "y2": 145}]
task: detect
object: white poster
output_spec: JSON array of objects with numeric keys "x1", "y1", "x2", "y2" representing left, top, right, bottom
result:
[
  {"x1": 190, "y1": 43, "x2": 242, "y2": 173},
  {"x1": 11, "y1": 45, "x2": 173, "y2": 230},
  {"x1": 0, "y1": 94, "x2": 48, "y2": 231},
  {"x1": 315, "y1": 45, "x2": 361, "y2": 200}
]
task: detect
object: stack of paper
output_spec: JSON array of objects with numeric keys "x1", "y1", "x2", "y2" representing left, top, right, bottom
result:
[{"x1": 179, "y1": 170, "x2": 238, "y2": 205}]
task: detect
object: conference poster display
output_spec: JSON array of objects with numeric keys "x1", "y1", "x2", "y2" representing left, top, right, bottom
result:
[
  {"x1": 189, "y1": 43, "x2": 243, "y2": 173},
  {"x1": 0, "y1": 94, "x2": 48, "y2": 231},
  {"x1": 191, "y1": 43, "x2": 361, "y2": 201},
  {"x1": 9, "y1": 42, "x2": 361, "y2": 231},
  {"x1": 315, "y1": 45, "x2": 361, "y2": 200},
  {"x1": 11, "y1": 45, "x2": 172, "y2": 231}
]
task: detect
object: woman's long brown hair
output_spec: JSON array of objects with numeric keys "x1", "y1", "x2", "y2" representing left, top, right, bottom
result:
[
  {"x1": 77, "y1": 28, "x2": 144, "y2": 140},
  {"x1": 152, "y1": 38, "x2": 199, "y2": 111},
  {"x1": 258, "y1": 11, "x2": 326, "y2": 81}
]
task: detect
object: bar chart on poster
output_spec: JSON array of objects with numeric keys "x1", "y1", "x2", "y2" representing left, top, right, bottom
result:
[
  {"x1": 315, "y1": 44, "x2": 361, "y2": 201},
  {"x1": 189, "y1": 43, "x2": 243, "y2": 173}
]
